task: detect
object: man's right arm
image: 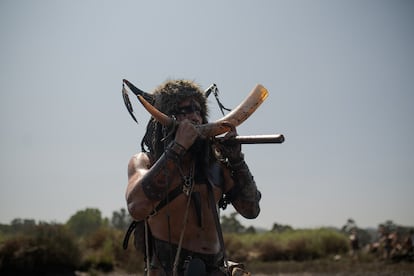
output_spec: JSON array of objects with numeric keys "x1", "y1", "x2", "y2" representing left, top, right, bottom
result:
[
  {"x1": 125, "y1": 141, "x2": 188, "y2": 221},
  {"x1": 126, "y1": 120, "x2": 199, "y2": 220},
  {"x1": 126, "y1": 152, "x2": 157, "y2": 221}
]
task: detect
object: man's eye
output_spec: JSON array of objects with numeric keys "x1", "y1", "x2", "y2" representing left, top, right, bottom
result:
[
  {"x1": 177, "y1": 105, "x2": 201, "y2": 115},
  {"x1": 178, "y1": 107, "x2": 190, "y2": 114}
]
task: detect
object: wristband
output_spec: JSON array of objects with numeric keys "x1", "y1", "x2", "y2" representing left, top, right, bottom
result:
[
  {"x1": 166, "y1": 141, "x2": 187, "y2": 161},
  {"x1": 168, "y1": 141, "x2": 187, "y2": 158},
  {"x1": 229, "y1": 153, "x2": 245, "y2": 170}
]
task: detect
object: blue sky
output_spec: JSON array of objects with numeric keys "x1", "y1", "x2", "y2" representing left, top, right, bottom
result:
[{"x1": 1, "y1": 0, "x2": 413, "y2": 230}]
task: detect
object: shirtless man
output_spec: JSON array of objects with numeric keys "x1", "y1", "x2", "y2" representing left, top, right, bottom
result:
[{"x1": 126, "y1": 79, "x2": 261, "y2": 275}]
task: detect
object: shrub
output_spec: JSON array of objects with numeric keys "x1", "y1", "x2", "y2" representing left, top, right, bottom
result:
[
  {"x1": 256, "y1": 240, "x2": 287, "y2": 262},
  {"x1": 286, "y1": 237, "x2": 320, "y2": 260},
  {"x1": 77, "y1": 226, "x2": 144, "y2": 273},
  {"x1": 0, "y1": 224, "x2": 80, "y2": 274},
  {"x1": 222, "y1": 228, "x2": 349, "y2": 263},
  {"x1": 224, "y1": 234, "x2": 249, "y2": 261},
  {"x1": 111, "y1": 229, "x2": 144, "y2": 272}
]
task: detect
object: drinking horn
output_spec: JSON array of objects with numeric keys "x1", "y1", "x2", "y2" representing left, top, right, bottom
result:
[{"x1": 137, "y1": 84, "x2": 269, "y2": 137}]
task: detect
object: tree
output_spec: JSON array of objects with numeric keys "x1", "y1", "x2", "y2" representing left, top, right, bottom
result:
[
  {"x1": 245, "y1": 226, "x2": 256, "y2": 234},
  {"x1": 221, "y1": 212, "x2": 245, "y2": 233},
  {"x1": 66, "y1": 208, "x2": 103, "y2": 236},
  {"x1": 271, "y1": 223, "x2": 293, "y2": 233},
  {"x1": 10, "y1": 218, "x2": 36, "y2": 234},
  {"x1": 111, "y1": 208, "x2": 132, "y2": 230}
]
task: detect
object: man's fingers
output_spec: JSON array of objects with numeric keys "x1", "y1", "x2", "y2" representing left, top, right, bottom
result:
[{"x1": 221, "y1": 122, "x2": 237, "y2": 139}]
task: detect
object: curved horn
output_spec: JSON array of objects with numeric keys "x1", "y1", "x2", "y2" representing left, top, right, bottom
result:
[
  {"x1": 138, "y1": 84, "x2": 269, "y2": 137},
  {"x1": 137, "y1": 95, "x2": 174, "y2": 127},
  {"x1": 197, "y1": 84, "x2": 268, "y2": 137}
]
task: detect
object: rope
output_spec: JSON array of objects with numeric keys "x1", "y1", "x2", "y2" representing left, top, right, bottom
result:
[
  {"x1": 144, "y1": 220, "x2": 150, "y2": 272},
  {"x1": 172, "y1": 161, "x2": 195, "y2": 276}
]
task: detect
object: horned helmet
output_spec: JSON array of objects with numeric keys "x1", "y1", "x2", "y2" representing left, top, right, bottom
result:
[
  {"x1": 141, "y1": 79, "x2": 209, "y2": 157},
  {"x1": 152, "y1": 79, "x2": 209, "y2": 123}
]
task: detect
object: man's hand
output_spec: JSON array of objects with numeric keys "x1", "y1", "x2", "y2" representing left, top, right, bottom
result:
[
  {"x1": 215, "y1": 122, "x2": 243, "y2": 162},
  {"x1": 174, "y1": 119, "x2": 200, "y2": 150}
]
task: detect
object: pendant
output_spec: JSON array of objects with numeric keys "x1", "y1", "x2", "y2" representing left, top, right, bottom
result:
[{"x1": 182, "y1": 176, "x2": 192, "y2": 196}]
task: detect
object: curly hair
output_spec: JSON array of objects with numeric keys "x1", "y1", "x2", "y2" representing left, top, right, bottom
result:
[{"x1": 140, "y1": 79, "x2": 209, "y2": 160}]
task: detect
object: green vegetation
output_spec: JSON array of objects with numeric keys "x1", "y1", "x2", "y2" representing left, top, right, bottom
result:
[
  {"x1": 224, "y1": 228, "x2": 349, "y2": 262},
  {"x1": 0, "y1": 223, "x2": 80, "y2": 274},
  {"x1": 0, "y1": 208, "x2": 144, "y2": 274},
  {"x1": 0, "y1": 210, "x2": 412, "y2": 275}
]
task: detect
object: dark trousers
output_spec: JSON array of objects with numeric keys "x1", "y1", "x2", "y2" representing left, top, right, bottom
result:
[{"x1": 148, "y1": 238, "x2": 226, "y2": 275}]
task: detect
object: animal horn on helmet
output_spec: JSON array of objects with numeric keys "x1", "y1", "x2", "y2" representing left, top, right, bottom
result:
[
  {"x1": 122, "y1": 79, "x2": 155, "y2": 123},
  {"x1": 123, "y1": 79, "x2": 154, "y2": 103},
  {"x1": 137, "y1": 84, "x2": 269, "y2": 137}
]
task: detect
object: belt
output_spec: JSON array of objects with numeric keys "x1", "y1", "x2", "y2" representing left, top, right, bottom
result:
[{"x1": 150, "y1": 237, "x2": 224, "y2": 273}]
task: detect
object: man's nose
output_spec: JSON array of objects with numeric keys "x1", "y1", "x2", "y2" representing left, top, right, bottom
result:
[{"x1": 187, "y1": 112, "x2": 202, "y2": 124}]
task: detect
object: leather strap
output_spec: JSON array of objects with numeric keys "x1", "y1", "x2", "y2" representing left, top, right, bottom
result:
[
  {"x1": 206, "y1": 176, "x2": 228, "y2": 271},
  {"x1": 123, "y1": 185, "x2": 183, "y2": 250}
]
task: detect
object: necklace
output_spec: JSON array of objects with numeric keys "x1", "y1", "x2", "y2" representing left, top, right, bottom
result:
[
  {"x1": 181, "y1": 162, "x2": 194, "y2": 196},
  {"x1": 173, "y1": 161, "x2": 196, "y2": 275}
]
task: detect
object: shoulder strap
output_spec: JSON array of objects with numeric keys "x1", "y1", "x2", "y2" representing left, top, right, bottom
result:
[
  {"x1": 123, "y1": 185, "x2": 183, "y2": 249},
  {"x1": 123, "y1": 220, "x2": 139, "y2": 249},
  {"x1": 206, "y1": 171, "x2": 228, "y2": 270},
  {"x1": 151, "y1": 184, "x2": 183, "y2": 216}
]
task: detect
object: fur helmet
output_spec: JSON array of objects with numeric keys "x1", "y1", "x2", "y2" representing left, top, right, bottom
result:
[
  {"x1": 141, "y1": 79, "x2": 209, "y2": 156},
  {"x1": 152, "y1": 79, "x2": 209, "y2": 123}
]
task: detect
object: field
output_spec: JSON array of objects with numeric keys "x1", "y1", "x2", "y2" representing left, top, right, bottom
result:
[
  {"x1": 247, "y1": 259, "x2": 414, "y2": 275},
  {"x1": 101, "y1": 260, "x2": 414, "y2": 276},
  {"x1": 1, "y1": 213, "x2": 413, "y2": 275}
]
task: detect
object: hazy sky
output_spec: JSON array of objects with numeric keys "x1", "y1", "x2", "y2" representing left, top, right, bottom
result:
[{"x1": 1, "y1": 0, "x2": 413, "y2": 230}]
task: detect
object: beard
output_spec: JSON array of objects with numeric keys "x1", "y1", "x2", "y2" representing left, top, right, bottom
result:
[
  {"x1": 189, "y1": 137, "x2": 208, "y2": 157},
  {"x1": 189, "y1": 138, "x2": 211, "y2": 183}
]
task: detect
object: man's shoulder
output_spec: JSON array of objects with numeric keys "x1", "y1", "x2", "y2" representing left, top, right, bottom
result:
[
  {"x1": 129, "y1": 152, "x2": 151, "y2": 166},
  {"x1": 134, "y1": 151, "x2": 149, "y2": 158}
]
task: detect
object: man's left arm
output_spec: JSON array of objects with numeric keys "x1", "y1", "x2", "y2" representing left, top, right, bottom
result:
[
  {"x1": 215, "y1": 124, "x2": 261, "y2": 219},
  {"x1": 225, "y1": 154, "x2": 261, "y2": 219}
]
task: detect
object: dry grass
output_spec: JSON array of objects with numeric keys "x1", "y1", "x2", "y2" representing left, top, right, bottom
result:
[
  {"x1": 97, "y1": 260, "x2": 414, "y2": 276},
  {"x1": 246, "y1": 259, "x2": 414, "y2": 275}
]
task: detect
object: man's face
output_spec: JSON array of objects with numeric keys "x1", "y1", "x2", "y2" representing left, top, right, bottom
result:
[{"x1": 174, "y1": 98, "x2": 203, "y2": 125}]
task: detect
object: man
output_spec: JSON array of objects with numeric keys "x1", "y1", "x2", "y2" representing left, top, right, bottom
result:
[{"x1": 126, "y1": 79, "x2": 261, "y2": 275}]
